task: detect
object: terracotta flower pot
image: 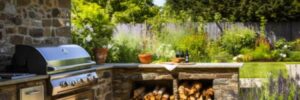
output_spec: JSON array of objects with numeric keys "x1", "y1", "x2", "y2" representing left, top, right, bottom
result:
[
  {"x1": 94, "y1": 48, "x2": 108, "y2": 64},
  {"x1": 138, "y1": 53, "x2": 152, "y2": 64}
]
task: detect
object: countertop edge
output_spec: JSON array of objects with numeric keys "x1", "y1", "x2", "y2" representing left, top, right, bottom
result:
[
  {"x1": 93, "y1": 63, "x2": 244, "y2": 70},
  {"x1": 0, "y1": 75, "x2": 49, "y2": 87}
]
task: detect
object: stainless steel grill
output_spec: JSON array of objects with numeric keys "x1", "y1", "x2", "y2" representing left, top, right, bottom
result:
[
  {"x1": 9, "y1": 44, "x2": 95, "y2": 74},
  {"x1": 7, "y1": 44, "x2": 98, "y2": 98}
]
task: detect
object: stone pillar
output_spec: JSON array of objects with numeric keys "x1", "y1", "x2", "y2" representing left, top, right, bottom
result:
[{"x1": 0, "y1": 0, "x2": 71, "y2": 71}]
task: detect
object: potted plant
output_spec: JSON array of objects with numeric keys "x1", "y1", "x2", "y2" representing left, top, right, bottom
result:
[
  {"x1": 71, "y1": 1, "x2": 114, "y2": 64},
  {"x1": 138, "y1": 37, "x2": 152, "y2": 64},
  {"x1": 154, "y1": 43, "x2": 176, "y2": 63}
]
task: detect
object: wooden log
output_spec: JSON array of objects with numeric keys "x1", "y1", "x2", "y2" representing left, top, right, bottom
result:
[
  {"x1": 158, "y1": 87, "x2": 166, "y2": 95},
  {"x1": 194, "y1": 92, "x2": 200, "y2": 98},
  {"x1": 170, "y1": 95, "x2": 175, "y2": 100},
  {"x1": 204, "y1": 88, "x2": 214, "y2": 96},
  {"x1": 203, "y1": 88, "x2": 214, "y2": 100},
  {"x1": 161, "y1": 93, "x2": 170, "y2": 100},
  {"x1": 153, "y1": 86, "x2": 160, "y2": 95},
  {"x1": 133, "y1": 87, "x2": 145, "y2": 99},
  {"x1": 188, "y1": 96, "x2": 196, "y2": 100},
  {"x1": 197, "y1": 95, "x2": 203, "y2": 100},
  {"x1": 192, "y1": 82, "x2": 202, "y2": 90},
  {"x1": 155, "y1": 87, "x2": 166, "y2": 100},
  {"x1": 188, "y1": 87, "x2": 197, "y2": 95},
  {"x1": 144, "y1": 93, "x2": 155, "y2": 100}
]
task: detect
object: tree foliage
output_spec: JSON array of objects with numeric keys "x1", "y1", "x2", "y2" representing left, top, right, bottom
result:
[
  {"x1": 165, "y1": 0, "x2": 300, "y2": 22},
  {"x1": 71, "y1": 0, "x2": 113, "y2": 54},
  {"x1": 87, "y1": 0, "x2": 159, "y2": 23}
]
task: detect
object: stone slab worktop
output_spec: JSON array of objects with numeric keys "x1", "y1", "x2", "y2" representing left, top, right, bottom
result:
[{"x1": 93, "y1": 63, "x2": 243, "y2": 70}]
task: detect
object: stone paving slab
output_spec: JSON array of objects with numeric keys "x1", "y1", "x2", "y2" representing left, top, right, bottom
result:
[
  {"x1": 286, "y1": 64, "x2": 300, "y2": 86},
  {"x1": 240, "y1": 78, "x2": 264, "y2": 88}
]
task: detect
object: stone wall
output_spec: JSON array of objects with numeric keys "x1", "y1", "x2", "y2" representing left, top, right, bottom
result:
[
  {"x1": 95, "y1": 69, "x2": 113, "y2": 100},
  {"x1": 111, "y1": 68, "x2": 239, "y2": 100},
  {"x1": 0, "y1": 0, "x2": 71, "y2": 71}
]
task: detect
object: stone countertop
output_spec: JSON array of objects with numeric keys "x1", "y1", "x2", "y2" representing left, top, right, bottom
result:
[
  {"x1": 93, "y1": 63, "x2": 243, "y2": 70},
  {"x1": 0, "y1": 75, "x2": 49, "y2": 87}
]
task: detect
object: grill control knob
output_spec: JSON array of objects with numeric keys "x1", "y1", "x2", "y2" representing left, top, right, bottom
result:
[
  {"x1": 60, "y1": 81, "x2": 68, "y2": 87},
  {"x1": 87, "y1": 77, "x2": 92, "y2": 81},
  {"x1": 76, "y1": 79, "x2": 82, "y2": 84},
  {"x1": 93, "y1": 76, "x2": 97, "y2": 80},
  {"x1": 71, "y1": 81, "x2": 76, "y2": 86},
  {"x1": 80, "y1": 78, "x2": 85, "y2": 83}
]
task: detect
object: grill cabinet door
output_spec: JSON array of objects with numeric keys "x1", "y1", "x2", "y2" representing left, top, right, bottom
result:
[{"x1": 20, "y1": 85, "x2": 44, "y2": 100}]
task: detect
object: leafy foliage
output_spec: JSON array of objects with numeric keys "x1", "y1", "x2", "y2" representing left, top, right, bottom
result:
[
  {"x1": 106, "y1": 33, "x2": 141, "y2": 63},
  {"x1": 176, "y1": 33, "x2": 208, "y2": 62},
  {"x1": 165, "y1": 0, "x2": 300, "y2": 22},
  {"x1": 88, "y1": 0, "x2": 159, "y2": 23},
  {"x1": 221, "y1": 26, "x2": 257, "y2": 55},
  {"x1": 71, "y1": 0, "x2": 113, "y2": 54}
]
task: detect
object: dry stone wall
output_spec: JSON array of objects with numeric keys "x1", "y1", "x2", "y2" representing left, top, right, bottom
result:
[{"x1": 0, "y1": 0, "x2": 71, "y2": 71}]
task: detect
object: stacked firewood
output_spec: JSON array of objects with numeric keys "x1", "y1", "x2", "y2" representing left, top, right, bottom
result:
[
  {"x1": 133, "y1": 86, "x2": 175, "y2": 100},
  {"x1": 178, "y1": 82, "x2": 214, "y2": 100}
]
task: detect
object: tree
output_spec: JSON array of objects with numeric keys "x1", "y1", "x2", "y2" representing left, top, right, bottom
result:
[
  {"x1": 165, "y1": 0, "x2": 300, "y2": 22},
  {"x1": 88, "y1": 0, "x2": 159, "y2": 23}
]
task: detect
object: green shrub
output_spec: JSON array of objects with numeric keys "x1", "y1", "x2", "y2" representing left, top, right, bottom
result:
[
  {"x1": 285, "y1": 51, "x2": 300, "y2": 61},
  {"x1": 272, "y1": 39, "x2": 290, "y2": 61},
  {"x1": 221, "y1": 26, "x2": 257, "y2": 55},
  {"x1": 290, "y1": 39, "x2": 300, "y2": 51},
  {"x1": 106, "y1": 33, "x2": 141, "y2": 63},
  {"x1": 241, "y1": 43, "x2": 273, "y2": 62},
  {"x1": 207, "y1": 42, "x2": 233, "y2": 62},
  {"x1": 252, "y1": 44, "x2": 273, "y2": 61},
  {"x1": 176, "y1": 33, "x2": 208, "y2": 62}
]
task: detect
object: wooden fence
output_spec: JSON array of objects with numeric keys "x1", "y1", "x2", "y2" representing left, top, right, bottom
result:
[{"x1": 113, "y1": 22, "x2": 300, "y2": 41}]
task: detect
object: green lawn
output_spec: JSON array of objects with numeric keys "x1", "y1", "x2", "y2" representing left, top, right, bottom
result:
[{"x1": 239, "y1": 62, "x2": 300, "y2": 78}]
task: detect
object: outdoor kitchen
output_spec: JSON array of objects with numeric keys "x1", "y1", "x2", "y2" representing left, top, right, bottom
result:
[{"x1": 0, "y1": 0, "x2": 245, "y2": 100}]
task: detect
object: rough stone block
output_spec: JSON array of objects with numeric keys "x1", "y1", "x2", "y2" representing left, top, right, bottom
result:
[
  {"x1": 18, "y1": 27, "x2": 27, "y2": 35},
  {"x1": 42, "y1": 19, "x2": 63, "y2": 27},
  {"x1": 0, "y1": 14, "x2": 6, "y2": 20},
  {"x1": 103, "y1": 71, "x2": 111, "y2": 78},
  {"x1": 45, "y1": 0, "x2": 54, "y2": 8},
  {"x1": 44, "y1": 38, "x2": 59, "y2": 44},
  {"x1": 0, "y1": 31, "x2": 2, "y2": 40},
  {"x1": 58, "y1": 0, "x2": 70, "y2": 8},
  {"x1": 31, "y1": 20, "x2": 42, "y2": 27},
  {"x1": 52, "y1": 8, "x2": 60, "y2": 17},
  {"x1": 23, "y1": 37, "x2": 33, "y2": 44},
  {"x1": 214, "y1": 79, "x2": 229, "y2": 85},
  {"x1": 10, "y1": 35, "x2": 24, "y2": 44},
  {"x1": 0, "y1": 1, "x2": 5, "y2": 11},
  {"x1": 29, "y1": 28, "x2": 43, "y2": 37},
  {"x1": 17, "y1": 0, "x2": 31, "y2": 6},
  {"x1": 55, "y1": 27, "x2": 70, "y2": 37},
  {"x1": 6, "y1": 27, "x2": 17, "y2": 34}
]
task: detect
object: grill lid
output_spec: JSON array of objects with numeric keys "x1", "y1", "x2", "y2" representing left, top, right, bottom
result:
[{"x1": 8, "y1": 44, "x2": 95, "y2": 74}]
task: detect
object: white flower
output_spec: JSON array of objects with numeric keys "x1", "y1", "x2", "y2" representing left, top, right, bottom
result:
[
  {"x1": 66, "y1": 22, "x2": 70, "y2": 27},
  {"x1": 233, "y1": 57, "x2": 237, "y2": 61},
  {"x1": 84, "y1": 24, "x2": 94, "y2": 32},
  {"x1": 78, "y1": 29, "x2": 84, "y2": 34},
  {"x1": 283, "y1": 45, "x2": 288, "y2": 49},
  {"x1": 106, "y1": 44, "x2": 113, "y2": 49},
  {"x1": 86, "y1": 34, "x2": 92, "y2": 42},
  {"x1": 237, "y1": 54, "x2": 244, "y2": 58},
  {"x1": 279, "y1": 53, "x2": 287, "y2": 58}
]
